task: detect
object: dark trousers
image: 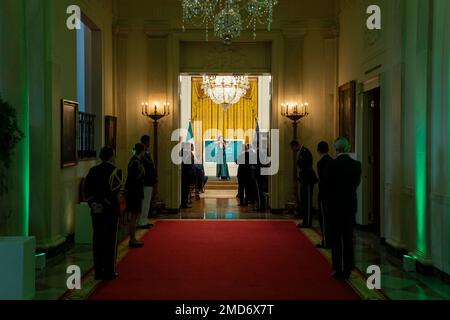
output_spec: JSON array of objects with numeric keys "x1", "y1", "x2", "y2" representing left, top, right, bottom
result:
[
  {"x1": 331, "y1": 220, "x2": 354, "y2": 274},
  {"x1": 318, "y1": 197, "x2": 331, "y2": 247},
  {"x1": 92, "y1": 214, "x2": 119, "y2": 277},
  {"x1": 195, "y1": 171, "x2": 208, "y2": 193},
  {"x1": 238, "y1": 176, "x2": 251, "y2": 205},
  {"x1": 181, "y1": 174, "x2": 191, "y2": 206},
  {"x1": 246, "y1": 179, "x2": 256, "y2": 203},
  {"x1": 299, "y1": 183, "x2": 314, "y2": 226},
  {"x1": 255, "y1": 176, "x2": 266, "y2": 209}
]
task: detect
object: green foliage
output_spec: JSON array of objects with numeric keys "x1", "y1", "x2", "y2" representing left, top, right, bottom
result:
[{"x1": 0, "y1": 95, "x2": 24, "y2": 169}]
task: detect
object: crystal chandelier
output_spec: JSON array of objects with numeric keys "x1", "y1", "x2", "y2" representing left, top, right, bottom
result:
[
  {"x1": 181, "y1": 0, "x2": 278, "y2": 44},
  {"x1": 201, "y1": 75, "x2": 250, "y2": 110}
]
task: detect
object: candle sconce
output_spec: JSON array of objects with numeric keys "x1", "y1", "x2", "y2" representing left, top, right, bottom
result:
[
  {"x1": 281, "y1": 102, "x2": 310, "y2": 209},
  {"x1": 141, "y1": 102, "x2": 170, "y2": 122},
  {"x1": 281, "y1": 102, "x2": 309, "y2": 122}
]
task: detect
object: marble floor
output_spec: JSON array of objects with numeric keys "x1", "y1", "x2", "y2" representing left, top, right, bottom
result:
[{"x1": 33, "y1": 189, "x2": 449, "y2": 300}]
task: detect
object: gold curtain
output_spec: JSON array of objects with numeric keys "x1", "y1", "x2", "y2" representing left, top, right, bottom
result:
[{"x1": 191, "y1": 77, "x2": 258, "y2": 160}]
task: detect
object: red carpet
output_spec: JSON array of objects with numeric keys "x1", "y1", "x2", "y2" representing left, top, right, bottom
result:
[{"x1": 89, "y1": 221, "x2": 360, "y2": 300}]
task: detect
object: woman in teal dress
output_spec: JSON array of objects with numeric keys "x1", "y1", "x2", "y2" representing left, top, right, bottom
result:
[{"x1": 216, "y1": 136, "x2": 230, "y2": 180}]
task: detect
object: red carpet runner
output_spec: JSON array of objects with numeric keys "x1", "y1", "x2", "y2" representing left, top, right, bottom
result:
[{"x1": 89, "y1": 221, "x2": 360, "y2": 300}]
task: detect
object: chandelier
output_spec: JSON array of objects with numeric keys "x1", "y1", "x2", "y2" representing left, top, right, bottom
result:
[
  {"x1": 201, "y1": 75, "x2": 250, "y2": 110},
  {"x1": 181, "y1": 0, "x2": 278, "y2": 44}
]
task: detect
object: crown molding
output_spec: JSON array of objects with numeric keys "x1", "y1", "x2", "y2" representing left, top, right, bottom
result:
[{"x1": 144, "y1": 20, "x2": 170, "y2": 38}]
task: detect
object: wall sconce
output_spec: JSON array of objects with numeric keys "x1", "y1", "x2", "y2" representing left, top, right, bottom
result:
[
  {"x1": 281, "y1": 101, "x2": 310, "y2": 209},
  {"x1": 140, "y1": 101, "x2": 170, "y2": 193},
  {"x1": 281, "y1": 102, "x2": 309, "y2": 121},
  {"x1": 141, "y1": 102, "x2": 170, "y2": 122}
]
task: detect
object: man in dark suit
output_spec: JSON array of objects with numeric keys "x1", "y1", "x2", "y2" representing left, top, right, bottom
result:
[
  {"x1": 290, "y1": 140, "x2": 318, "y2": 228},
  {"x1": 181, "y1": 142, "x2": 195, "y2": 208},
  {"x1": 138, "y1": 135, "x2": 157, "y2": 229},
  {"x1": 236, "y1": 144, "x2": 252, "y2": 206},
  {"x1": 327, "y1": 137, "x2": 361, "y2": 279},
  {"x1": 84, "y1": 146, "x2": 123, "y2": 280},
  {"x1": 316, "y1": 141, "x2": 333, "y2": 249}
]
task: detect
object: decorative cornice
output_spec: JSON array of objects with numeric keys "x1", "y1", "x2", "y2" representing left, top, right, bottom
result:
[
  {"x1": 113, "y1": 20, "x2": 131, "y2": 36},
  {"x1": 144, "y1": 20, "x2": 170, "y2": 38},
  {"x1": 280, "y1": 19, "x2": 338, "y2": 38},
  {"x1": 280, "y1": 21, "x2": 307, "y2": 38},
  {"x1": 403, "y1": 186, "x2": 414, "y2": 196},
  {"x1": 430, "y1": 193, "x2": 450, "y2": 205},
  {"x1": 322, "y1": 25, "x2": 339, "y2": 39}
]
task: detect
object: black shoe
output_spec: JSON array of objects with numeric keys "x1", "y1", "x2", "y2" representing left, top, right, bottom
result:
[
  {"x1": 103, "y1": 272, "x2": 119, "y2": 280},
  {"x1": 316, "y1": 244, "x2": 325, "y2": 248},
  {"x1": 129, "y1": 241, "x2": 144, "y2": 248},
  {"x1": 137, "y1": 224, "x2": 151, "y2": 229},
  {"x1": 331, "y1": 271, "x2": 344, "y2": 279},
  {"x1": 180, "y1": 205, "x2": 192, "y2": 209},
  {"x1": 342, "y1": 271, "x2": 352, "y2": 279},
  {"x1": 297, "y1": 224, "x2": 311, "y2": 228}
]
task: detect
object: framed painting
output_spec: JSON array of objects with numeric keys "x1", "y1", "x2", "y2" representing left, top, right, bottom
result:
[
  {"x1": 338, "y1": 81, "x2": 356, "y2": 152},
  {"x1": 105, "y1": 116, "x2": 117, "y2": 154},
  {"x1": 61, "y1": 99, "x2": 78, "y2": 168}
]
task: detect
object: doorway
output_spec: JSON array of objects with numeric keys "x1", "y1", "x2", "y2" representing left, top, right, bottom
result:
[
  {"x1": 178, "y1": 74, "x2": 272, "y2": 215},
  {"x1": 364, "y1": 87, "x2": 381, "y2": 235}
]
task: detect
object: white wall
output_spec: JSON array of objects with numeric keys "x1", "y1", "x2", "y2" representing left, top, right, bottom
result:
[
  {"x1": 0, "y1": 0, "x2": 116, "y2": 249},
  {"x1": 338, "y1": 0, "x2": 449, "y2": 274}
]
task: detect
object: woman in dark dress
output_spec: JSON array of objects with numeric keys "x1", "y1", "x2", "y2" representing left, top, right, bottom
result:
[
  {"x1": 125, "y1": 143, "x2": 146, "y2": 248},
  {"x1": 216, "y1": 136, "x2": 230, "y2": 180}
]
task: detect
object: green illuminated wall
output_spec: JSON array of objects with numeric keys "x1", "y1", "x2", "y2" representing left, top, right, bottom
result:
[
  {"x1": 446, "y1": 1, "x2": 450, "y2": 273},
  {"x1": 21, "y1": 0, "x2": 30, "y2": 236},
  {"x1": 0, "y1": 0, "x2": 30, "y2": 237}
]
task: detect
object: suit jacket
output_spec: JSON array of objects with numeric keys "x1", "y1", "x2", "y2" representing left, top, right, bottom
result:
[
  {"x1": 181, "y1": 149, "x2": 195, "y2": 181},
  {"x1": 328, "y1": 154, "x2": 362, "y2": 222},
  {"x1": 84, "y1": 161, "x2": 122, "y2": 216},
  {"x1": 125, "y1": 155, "x2": 145, "y2": 199},
  {"x1": 141, "y1": 152, "x2": 157, "y2": 187},
  {"x1": 297, "y1": 146, "x2": 318, "y2": 185},
  {"x1": 317, "y1": 154, "x2": 333, "y2": 201},
  {"x1": 297, "y1": 146, "x2": 313, "y2": 170},
  {"x1": 237, "y1": 151, "x2": 251, "y2": 180}
]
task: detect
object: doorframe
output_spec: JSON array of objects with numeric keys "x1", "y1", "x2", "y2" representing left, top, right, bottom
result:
[
  {"x1": 357, "y1": 75, "x2": 385, "y2": 237},
  {"x1": 166, "y1": 31, "x2": 285, "y2": 210}
]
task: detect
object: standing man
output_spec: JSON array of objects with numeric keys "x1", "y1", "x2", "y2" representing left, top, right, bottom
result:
[
  {"x1": 236, "y1": 144, "x2": 252, "y2": 207},
  {"x1": 125, "y1": 143, "x2": 146, "y2": 248},
  {"x1": 290, "y1": 140, "x2": 318, "y2": 228},
  {"x1": 328, "y1": 137, "x2": 361, "y2": 279},
  {"x1": 84, "y1": 146, "x2": 123, "y2": 280},
  {"x1": 316, "y1": 141, "x2": 333, "y2": 249},
  {"x1": 181, "y1": 142, "x2": 195, "y2": 208},
  {"x1": 137, "y1": 135, "x2": 156, "y2": 229}
]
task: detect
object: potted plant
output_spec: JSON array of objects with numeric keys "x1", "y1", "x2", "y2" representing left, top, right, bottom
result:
[
  {"x1": 0, "y1": 95, "x2": 25, "y2": 195},
  {"x1": 0, "y1": 95, "x2": 35, "y2": 300}
]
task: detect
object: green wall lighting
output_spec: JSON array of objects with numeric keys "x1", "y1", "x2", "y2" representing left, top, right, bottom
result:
[{"x1": 21, "y1": 0, "x2": 29, "y2": 237}]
